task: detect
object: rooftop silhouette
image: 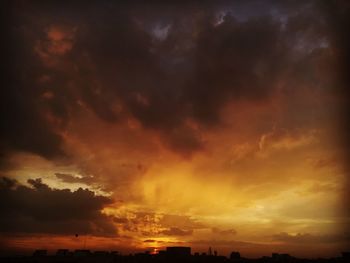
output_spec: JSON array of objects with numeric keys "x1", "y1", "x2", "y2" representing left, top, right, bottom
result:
[{"x1": 1, "y1": 247, "x2": 349, "y2": 263}]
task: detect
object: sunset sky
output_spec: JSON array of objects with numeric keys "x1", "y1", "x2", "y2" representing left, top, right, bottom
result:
[{"x1": 1, "y1": 0, "x2": 349, "y2": 258}]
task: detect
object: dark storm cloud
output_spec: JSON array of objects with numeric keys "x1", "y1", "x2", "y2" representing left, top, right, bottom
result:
[
  {"x1": 318, "y1": 0, "x2": 350, "y2": 227},
  {"x1": 0, "y1": 177, "x2": 117, "y2": 236},
  {"x1": 2, "y1": 0, "x2": 335, "y2": 158},
  {"x1": 1, "y1": 1, "x2": 67, "y2": 165},
  {"x1": 192, "y1": 16, "x2": 284, "y2": 118},
  {"x1": 1, "y1": 45, "x2": 64, "y2": 162}
]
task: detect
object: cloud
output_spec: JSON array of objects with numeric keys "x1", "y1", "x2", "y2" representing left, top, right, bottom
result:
[
  {"x1": 158, "y1": 214, "x2": 206, "y2": 230},
  {"x1": 306, "y1": 182, "x2": 340, "y2": 194},
  {"x1": 112, "y1": 212, "x2": 204, "y2": 238},
  {"x1": 311, "y1": 156, "x2": 339, "y2": 169},
  {"x1": 272, "y1": 232, "x2": 350, "y2": 244},
  {"x1": 160, "y1": 227, "x2": 193, "y2": 236},
  {"x1": 143, "y1": 239, "x2": 156, "y2": 243},
  {"x1": 2, "y1": 15, "x2": 68, "y2": 164},
  {"x1": 0, "y1": 177, "x2": 117, "y2": 236},
  {"x1": 211, "y1": 227, "x2": 237, "y2": 235},
  {"x1": 258, "y1": 128, "x2": 318, "y2": 152},
  {"x1": 55, "y1": 173, "x2": 95, "y2": 185},
  {"x1": 36, "y1": 25, "x2": 76, "y2": 59},
  {"x1": 3, "y1": 0, "x2": 333, "y2": 159}
]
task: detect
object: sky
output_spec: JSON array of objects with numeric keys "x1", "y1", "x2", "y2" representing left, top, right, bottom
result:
[{"x1": 1, "y1": 0, "x2": 350, "y2": 258}]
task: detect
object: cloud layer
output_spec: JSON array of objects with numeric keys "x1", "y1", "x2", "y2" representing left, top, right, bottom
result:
[{"x1": 0, "y1": 177, "x2": 116, "y2": 236}]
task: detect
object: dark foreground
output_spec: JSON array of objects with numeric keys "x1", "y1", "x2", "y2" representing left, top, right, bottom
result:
[{"x1": 1, "y1": 248, "x2": 349, "y2": 263}]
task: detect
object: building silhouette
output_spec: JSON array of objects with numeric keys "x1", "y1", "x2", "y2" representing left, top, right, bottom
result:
[
  {"x1": 32, "y1": 249, "x2": 47, "y2": 257},
  {"x1": 2, "y1": 246, "x2": 346, "y2": 263},
  {"x1": 166, "y1": 246, "x2": 191, "y2": 258},
  {"x1": 230, "y1": 251, "x2": 240, "y2": 260}
]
